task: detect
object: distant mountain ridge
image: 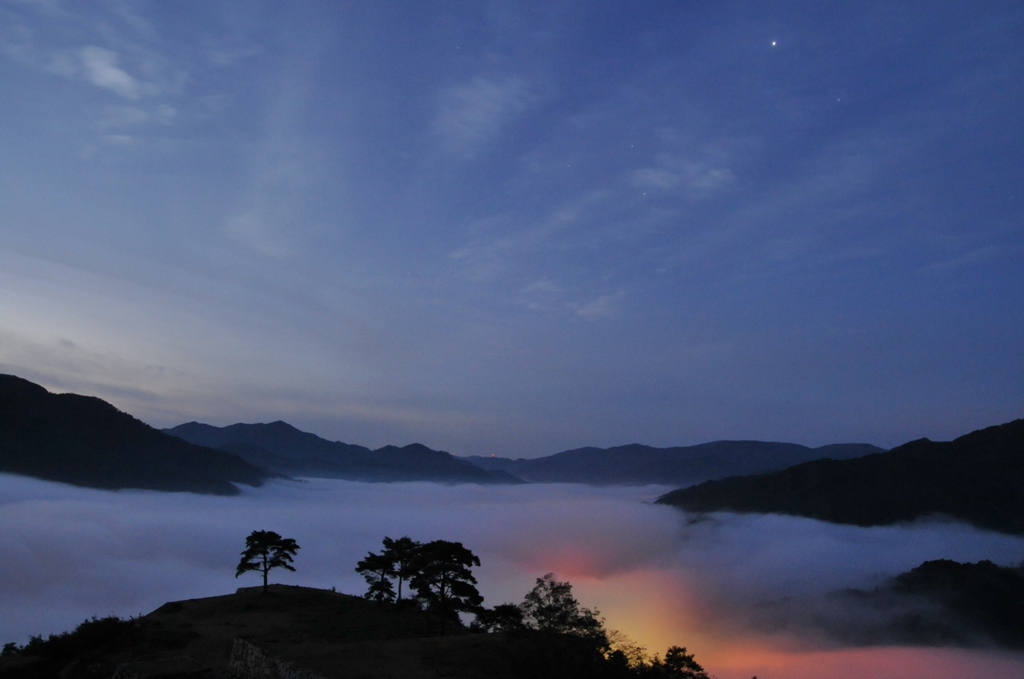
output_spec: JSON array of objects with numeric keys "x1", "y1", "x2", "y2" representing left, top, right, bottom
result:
[
  {"x1": 0, "y1": 375, "x2": 271, "y2": 495},
  {"x1": 464, "y1": 441, "x2": 883, "y2": 486},
  {"x1": 657, "y1": 418, "x2": 1024, "y2": 534},
  {"x1": 164, "y1": 421, "x2": 522, "y2": 485}
]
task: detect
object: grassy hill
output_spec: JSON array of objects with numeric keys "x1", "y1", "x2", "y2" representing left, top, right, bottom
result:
[{"x1": 0, "y1": 586, "x2": 655, "y2": 679}]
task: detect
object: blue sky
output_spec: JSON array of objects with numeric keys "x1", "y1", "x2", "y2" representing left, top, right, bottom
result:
[{"x1": 1, "y1": 1, "x2": 1021, "y2": 456}]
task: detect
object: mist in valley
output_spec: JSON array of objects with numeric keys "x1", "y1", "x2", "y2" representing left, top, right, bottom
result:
[{"x1": 2, "y1": 474, "x2": 1023, "y2": 679}]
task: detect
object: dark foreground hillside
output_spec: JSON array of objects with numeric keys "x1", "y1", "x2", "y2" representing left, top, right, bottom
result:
[
  {"x1": 0, "y1": 375, "x2": 271, "y2": 495},
  {"x1": 657, "y1": 418, "x2": 1024, "y2": 534},
  {"x1": 0, "y1": 586, "x2": 676, "y2": 679},
  {"x1": 0, "y1": 586, "x2": 446, "y2": 679}
]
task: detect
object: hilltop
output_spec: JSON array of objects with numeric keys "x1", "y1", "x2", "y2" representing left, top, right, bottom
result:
[
  {"x1": 0, "y1": 585, "x2": 698, "y2": 679},
  {"x1": 0, "y1": 585, "x2": 487, "y2": 679}
]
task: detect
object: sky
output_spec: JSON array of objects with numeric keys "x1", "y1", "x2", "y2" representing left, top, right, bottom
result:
[
  {"x1": 1, "y1": 0, "x2": 1022, "y2": 457},
  {"x1": 3, "y1": 475, "x2": 1024, "y2": 679}
]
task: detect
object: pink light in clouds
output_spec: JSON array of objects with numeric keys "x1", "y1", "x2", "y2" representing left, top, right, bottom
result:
[
  {"x1": 528, "y1": 564, "x2": 1024, "y2": 679},
  {"x1": 703, "y1": 645, "x2": 1024, "y2": 679}
]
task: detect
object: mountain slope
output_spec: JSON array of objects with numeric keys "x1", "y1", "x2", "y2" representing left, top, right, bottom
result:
[
  {"x1": 752, "y1": 558, "x2": 1024, "y2": 648},
  {"x1": 0, "y1": 375, "x2": 272, "y2": 495},
  {"x1": 465, "y1": 441, "x2": 882, "y2": 486},
  {"x1": 165, "y1": 422, "x2": 522, "y2": 484},
  {"x1": 656, "y1": 419, "x2": 1024, "y2": 534}
]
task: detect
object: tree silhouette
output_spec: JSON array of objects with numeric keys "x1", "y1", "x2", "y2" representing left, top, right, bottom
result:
[
  {"x1": 235, "y1": 530, "x2": 299, "y2": 593},
  {"x1": 382, "y1": 535, "x2": 421, "y2": 600},
  {"x1": 410, "y1": 540, "x2": 483, "y2": 634},
  {"x1": 355, "y1": 550, "x2": 397, "y2": 603},
  {"x1": 658, "y1": 645, "x2": 708, "y2": 678},
  {"x1": 355, "y1": 535, "x2": 422, "y2": 602},
  {"x1": 520, "y1": 573, "x2": 606, "y2": 645},
  {"x1": 471, "y1": 573, "x2": 711, "y2": 678},
  {"x1": 472, "y1": 603, "x2": 526, "y2": 633}
]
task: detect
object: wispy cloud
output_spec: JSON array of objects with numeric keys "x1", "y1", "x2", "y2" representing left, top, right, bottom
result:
[
  {"x1": 224, "y1": 212, "x2": 290, "y2": 258},
  {"x1": 0, "y1": 22, "x2": 37, "y2": 63},
  {"x1": 517, "y1": 283, "x2": 625, "y2": 321},
  {"x1": 0, "y1": 2, "x2": 186, "y2": 151},
  {"x1": 207, "y1": 43, "x2": 262, "y2": 67},
  {"x1": 630, "y1": 155, "x2": 734, "y2": 197},
  {"x1": 570, "y1": 291, "x2": 625, "y2": 320},
  {"x1": 7, "y1": 0, "x2": 63, "y2": 13},
  {"x1": 517, "y1": 279, "x2": 566, "y2": 311},
  {"x1": 449, "y1": 190, "x2": 611, "y2": 278},
  {"x1": 78, "y1": 45, "x2": 140, "y2": 98},
  {"x1": 433, "y1": 76, "x2": 533, "y2": 158},
  {"x1": 97, "y1": 103, "x2": 176, "y2": 128}
]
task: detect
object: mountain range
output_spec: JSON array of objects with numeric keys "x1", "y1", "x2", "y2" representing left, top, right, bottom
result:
[
  {"x1": 13, "y1": 370, "x2": 1018, "y2": 524},
  {"x1": 465, "y1": 441, "x2": 883, "y2": 486},
  {"x1": 164, "y1": 421, "x2": 521, "y2": 485},
  {"x1": 1, "y1": 373, "x2": 892, "y2": 493},
  {"x1": 657, "y1": 418, "x2": 1024, "y2": 534}
]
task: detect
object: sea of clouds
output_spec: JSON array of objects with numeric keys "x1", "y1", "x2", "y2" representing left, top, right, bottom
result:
[{"x1": 2, "y1": 474, "x2": 1023, "y2": 678}]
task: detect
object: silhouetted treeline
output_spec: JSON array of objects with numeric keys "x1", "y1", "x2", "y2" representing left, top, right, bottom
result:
[
  {"x1": 472, "y1": 574, "x2": 710, "y2": 679},
  {"x1": 357, "y1": 536, "x2": 484, "y2": 635}
]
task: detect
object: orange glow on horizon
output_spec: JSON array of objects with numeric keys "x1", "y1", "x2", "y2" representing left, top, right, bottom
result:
[
  {"x1": 516, "y1": 562, "x2": 1024, "y2": 679},
  {"x1": 702, "y1": 644, "x2": 1024, "y2": 679}
]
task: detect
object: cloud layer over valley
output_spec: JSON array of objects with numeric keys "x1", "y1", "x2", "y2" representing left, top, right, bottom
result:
[{"x1": 3, "y1": 475, "x2": 1023, "y2": 678}]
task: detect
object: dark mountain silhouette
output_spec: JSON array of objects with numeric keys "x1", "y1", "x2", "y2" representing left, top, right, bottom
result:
[
  {"x1": 657, "y1": 419, "x2": 1024, "y2": 534},
  {"x1": 165, "y1": 421, "x2": 522, "y2": 484},
  {"x1": 464, "y1": 441, "x2": 882, "y2": 486},
  {"x1": 0, "y1": 375, "x2": 272, "y2": 495},
  {"x1": 753, "y1": 558, "x2": 1024, "y2": 648}
]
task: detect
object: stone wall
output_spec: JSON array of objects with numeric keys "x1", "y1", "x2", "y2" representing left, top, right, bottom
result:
[{"x1": 229, "y1": 638, "x2": 326, "y2": 679}]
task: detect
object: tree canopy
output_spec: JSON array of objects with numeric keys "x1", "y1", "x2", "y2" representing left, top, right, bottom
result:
[
  {"x1": 383, "y1": 535, "x2": 421, "y2": 600},
  {"x1": 355, "y1": 535, "x2": 424, "y2": 604},
  {"x1": 235, "y1": 530, "x2": 300, "y2": 593},
  {"x1": 474, "y1": 573, "x2": 709, "y2": 678},
  {"x1": 520, "y1": 572, "x2": 607, "y2": 643},
  {"x1": 354, "y1": 550, "x2": 396, "y2": 603},
  {"x1": 355, "y1": 536, "x2": 483, "y2": 635},
  {"x1": 410, "y1": 540, "x2": 484, "y2": 632}
]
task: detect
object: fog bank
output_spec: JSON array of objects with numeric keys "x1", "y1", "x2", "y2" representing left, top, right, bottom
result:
[{"x1": 2, "y1": 474, "x2": 1023, "y2": 678}]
